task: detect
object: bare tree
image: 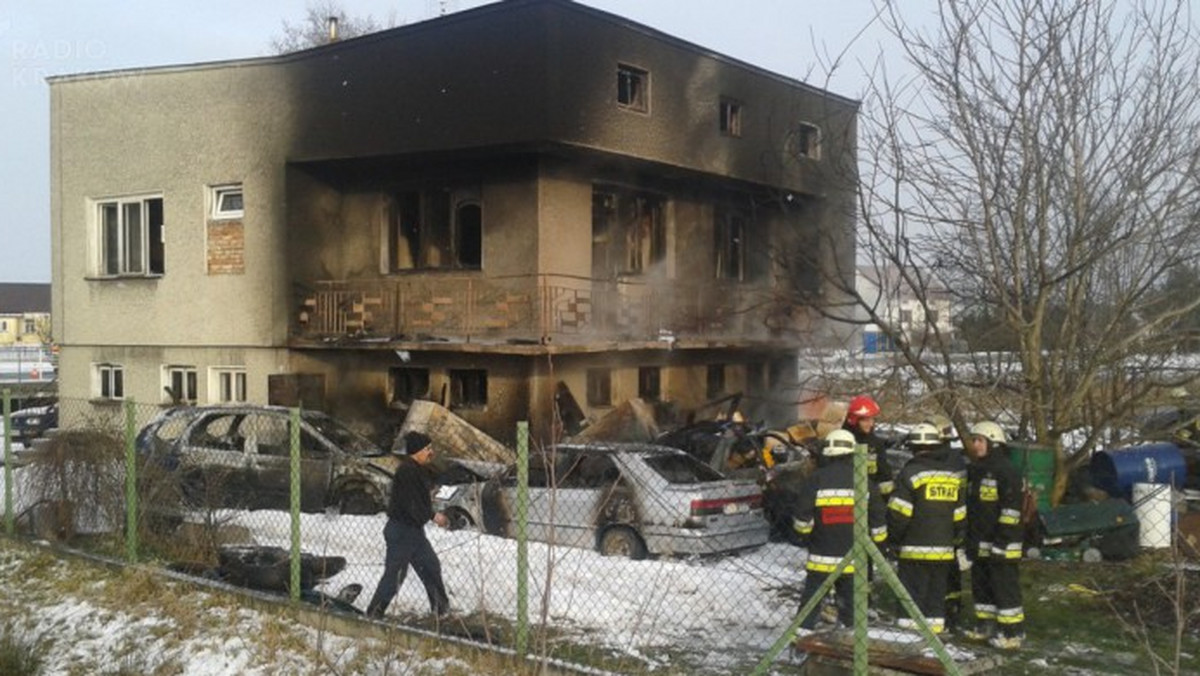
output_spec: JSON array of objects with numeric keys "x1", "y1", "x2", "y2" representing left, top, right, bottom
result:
[
  {"x1": 800, "y1": 0, "x2": 1200, "y2": 501},
  {"x1": 271, "y1": 0, "x2": 392, "y2": 54}
]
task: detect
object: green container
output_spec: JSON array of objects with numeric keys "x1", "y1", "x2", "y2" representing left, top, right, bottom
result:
[{"x1": 1007, "y1": 442, "x2": 1056, "y2": 513}]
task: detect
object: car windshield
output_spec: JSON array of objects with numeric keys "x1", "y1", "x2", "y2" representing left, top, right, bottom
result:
[
  {"x1": 641, "y1": 452, "x2": 726, "y2": 484},
  {"x1": 306, "y1": 413, "x2": 380, "y2": 456}
]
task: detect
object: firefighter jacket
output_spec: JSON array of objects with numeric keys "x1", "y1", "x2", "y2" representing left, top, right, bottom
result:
[
  {"x1": 792, "y1": 454, "x2": 888, "y2": 573},
  {"x1": 966, "y1": 449, "x2": 1024, "y2": 560},
  {"x1": 888, "y1": 450, "x2": 966, "y2": 562},
  {"x1": 843, "y1": 423, "x2": 895, "y2": 497}
]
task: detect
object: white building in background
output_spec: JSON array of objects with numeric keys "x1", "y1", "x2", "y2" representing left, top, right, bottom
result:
[{"x1": 855, "y1": 265, "x2": 954, "y2": 353}]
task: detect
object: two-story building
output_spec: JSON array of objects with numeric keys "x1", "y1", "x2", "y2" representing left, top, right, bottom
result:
[{"x1": 49, "y1": 0, "x2": 857, "y2": 443}]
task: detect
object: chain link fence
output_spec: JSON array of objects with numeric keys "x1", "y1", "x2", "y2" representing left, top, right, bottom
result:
[{"x1": 2, "y1": 393, "x2": 1196, "y2": 674}]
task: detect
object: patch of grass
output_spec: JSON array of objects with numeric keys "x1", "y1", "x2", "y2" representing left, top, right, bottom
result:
[{"x1": 0, "y1": 629, "x2": 42, "y2": 676}]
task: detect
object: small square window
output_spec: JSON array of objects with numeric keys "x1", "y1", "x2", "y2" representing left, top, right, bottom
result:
[
  {"x1": 719, "y1": 99, "x2": 742, "y2": 137},
  {"x1": 210, "y1": 367, "x2": 247, "y2": 404},
  {"x1": 638, "y1": 366, "x2": 660, "y2": 402},
  {"x1": 617, "y1": 64, "x2": 649, "y2": 112},
  {"x1": 210, "y1": 184, "x2": 244, "y2": 220},
  {"x1": 390, "y1": 367, "x2": 430, "y2": 405},
  {"x1": 94, "y1": 363, "x2": 125, "y2": 400},
  {"x1": 163, "y1": 365, "x2": 198, "y2": 404},
  {"x1": 450, "y1": 369, "x2": 487, "y2": 409},
  {"x1": 587, "y1": 368, "x2": 612, "y2": 407}
]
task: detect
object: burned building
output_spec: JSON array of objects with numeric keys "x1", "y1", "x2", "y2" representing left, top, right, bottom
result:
[{"x1": 49, "y1": 0, "x2": 857, "y2": 444}]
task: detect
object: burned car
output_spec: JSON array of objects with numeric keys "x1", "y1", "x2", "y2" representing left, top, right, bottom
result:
[
  {"x1": 136, "y1": 405, "x2": 400, "y2": 514},
  {"x1": 434, "y1": 442, "x2": 769, "y2": 559}
]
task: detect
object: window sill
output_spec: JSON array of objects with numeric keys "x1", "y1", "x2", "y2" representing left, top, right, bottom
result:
[
  {"x1": 88, "y1": 398, "x2": 124, "y2": 406},
  {"x1": 85, "y1": 274, "x2": 164, "y2": 282}
]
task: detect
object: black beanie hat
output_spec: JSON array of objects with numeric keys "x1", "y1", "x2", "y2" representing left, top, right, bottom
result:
[{"x1": 403, "y1": 431, "x2": 432, "y2": 454}]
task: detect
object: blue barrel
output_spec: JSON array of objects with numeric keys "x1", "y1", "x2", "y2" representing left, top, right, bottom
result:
[{"x1": 1090, "y1": 443, "x2": 1186, "y2": 498}]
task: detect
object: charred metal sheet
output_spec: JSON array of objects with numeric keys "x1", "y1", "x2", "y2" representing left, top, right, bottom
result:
[{"x1": 396, "y1": 400, "x2": 516, "y2": 464}]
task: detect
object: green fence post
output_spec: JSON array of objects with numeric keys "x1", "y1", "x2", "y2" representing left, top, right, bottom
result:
[
  {"x1": 515, "y1": 421, "x2": 529, "y2": 658},
  {"x1": 290, "y1": 406, "x2": 302, "y2": 602},
  {"x1": 852, "y1": 439, "x2": 869, "y2": 674},
  {"x1": 125, "y1": 399, "x2": 139, "y2": 562},
  {"x1": 3, "y1": 389, "x2": 12, "y2": 535}
]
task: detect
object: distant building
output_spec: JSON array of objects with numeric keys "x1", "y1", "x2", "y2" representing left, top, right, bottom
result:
[
  {"x1": 0, "y1": 283, "x2": 51, "y2": 346},
  {"x1": 48, "y1": 0, "x2": 858, "y2": 442},
  {"x1": 856, "y1": 265, "x2": 954, "y2": 353}
]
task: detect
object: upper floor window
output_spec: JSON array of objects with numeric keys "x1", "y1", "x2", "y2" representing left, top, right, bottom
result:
[
  {"x1": 96, "y1": 195, "x2": 165, "y2": 277},
  {"x1": 210, "y1": 367, "x2": 247, "y2": 404},
  {"x1": 617, "y1": 64, "x2": 649, "y2": 112},
  {"x1": 715, "y1": 208, "x2": 746, "y2": 281},
  {"x1": 592, "y1": 188, "x2": 667, "y2": 278},
  {"x1": 792, "y1": 122, "x2": 822, "y2": 160},
  {"x1": 388, "y1": 188, "x2": 482, "y2": 271},
  {"x1": 719, "y1": 98, "x2": 742, "y2": 137},
  {"x1": 210, "y1": 184, "x2": 244, "y2": 220},
  {"x1": 93, "y1": 363, "x2": 124, "y2": 400},
  {"x1": 163, "y1": 365, "x2": 198, "y2": 405}
]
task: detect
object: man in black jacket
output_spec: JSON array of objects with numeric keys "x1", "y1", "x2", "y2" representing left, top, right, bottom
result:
[{"x1": 366, "y1": 431, "x2": 451, "y2": 618}]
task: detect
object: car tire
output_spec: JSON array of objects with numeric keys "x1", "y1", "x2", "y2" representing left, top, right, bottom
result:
[
  {"x1": 598, "y1": 526, "x2": 648, "y2": 560},
  {"x1": 335, "y1": 488, "x2": 380, "y2": 516},
  {"x1": 444, "y1": 507, "x2": 474, "y2": 531}
]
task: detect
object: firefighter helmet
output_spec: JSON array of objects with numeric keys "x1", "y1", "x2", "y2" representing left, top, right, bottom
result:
[
  {"x1": 925, "y1": 414, "x2": 955, "y2": 441},
  {"x1": 823, "y1": 429, "x2": 858, "y2": 457},
  {"x1": 845, "y1": 395, "x2": 881, "y2": 426},
  {"x1": 909, "y1": 422, "x2": 942, "y2": 448},
  {"x1": 970, "y1": 421, "x2": 1007, "y2": 445}
]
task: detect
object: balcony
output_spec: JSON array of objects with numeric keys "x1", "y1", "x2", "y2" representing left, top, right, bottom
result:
[{"x1": 292, "y1": 274, "x2": 782, "y2": 348}]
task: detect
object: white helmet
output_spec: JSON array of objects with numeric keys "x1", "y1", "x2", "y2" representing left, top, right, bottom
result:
[
  {"x1": 909, "y1": 422, "x2": 942, "y2": 448},
  {"x1": 970, "y1": 421, "x2": 1007, "y2": 445},
  {"x1": 823, "y1": 429, "x2": 857, "y2": 456}
]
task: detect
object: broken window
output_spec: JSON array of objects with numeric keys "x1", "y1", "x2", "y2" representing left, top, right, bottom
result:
[
  {"x1": 390, "y1": 367, "x2": 430, "y2": 406},
  {"x1": 450, "y1": 368, "x2": 487, "y2": 409},
  {"x1": 714, "y1": 207, "x2": 746, "y2": 281},
  {"x1": 587, "y1": 368, "x2": 612, "y2": 407},
  {"x1": 592, "y1": 188, "x2": 667, "y2": 278},
  {"x1": 719, "y1": 98, "x2": 742, "y2": 137},
  {"x1": 638, "y1": 366, "x2": 661, "y2": 401},
  {"x1": 792, "y1": 121, "x2": 822, "y2": 160},
  {"x1": 706, "y1": 364, "x2": 726, "y2": 399},
  {"x1": 617, "y1": 64, "x2": 648, "y2": 112},
  {"x1": 97, "y1": 195, "x2": 165, "y2": 276},
  {"x1": 388, "y1": 188, "x2": 482, "y2": 271},
  {"x1": 746, "y1": 362, "x2": 765, "y2": 396},
  {"x1": 163, "y1": 365, "x2": 198, "y2": 404}
]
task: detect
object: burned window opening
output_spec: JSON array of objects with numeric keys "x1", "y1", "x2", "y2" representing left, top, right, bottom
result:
[
  {"x1": 715, "y1": 207, "x2": 746, "y2": 281},
  {"x1": 719, "y1": 98, "x2": 742, "y2": 137},
  {"x1": 638, "y1": 366, "x2": 661, "y2": 401},
  {"x1": 617, "y1": 64, "x2": 648, "y2": 112},
  {"x1": 388, "y1": 188, "x2": 482, "y2": 271},
  {"x1": 587, "y1": 368, "x2": 612, "y2": 407},
  {"x1": 706, "y1": 364, "x2": 726, "y2": 400},
  {"x1": 450, "y1": 368, "x2": 487, "y2": 409},
  {"x1": 592, "y1": 188, "x2": 666, "y2": 278},
  {"x1": 390, "y1": 367, "x2": 430, "y2": 406}
]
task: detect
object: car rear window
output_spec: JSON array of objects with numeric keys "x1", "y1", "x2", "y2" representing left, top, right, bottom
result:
[
  {"x1": 307, "y1": 413, "x2": 380, "y2": 456},
  {"x1": 642, "y1": 453, "x2": 725, "y2": 484}
]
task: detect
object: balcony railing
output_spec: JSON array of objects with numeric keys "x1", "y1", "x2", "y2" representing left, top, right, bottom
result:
[{"x1": 292, "y1": 274, "x2": 778, "y2": 346}]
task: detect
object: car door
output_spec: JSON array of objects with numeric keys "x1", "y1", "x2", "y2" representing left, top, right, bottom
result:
[
  {"x1": 241, "y1": 412, "x2": 333, "y2": 512},
  {"x1": 177, "y1": 411, "x2": 254, "y2": 509}
]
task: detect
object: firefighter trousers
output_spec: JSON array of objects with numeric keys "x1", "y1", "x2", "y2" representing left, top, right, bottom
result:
[
  {"x1": 971, "y1": 557, "x2": 1024, "y2": 636},
  {"x1": 798, "y1": 570, "x2": 854, "y2": 629},
  {"x1": 898, "y1": 560, "x2": 951, "y2": 633}
]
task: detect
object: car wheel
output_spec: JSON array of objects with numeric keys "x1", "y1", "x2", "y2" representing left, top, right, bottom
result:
[
  {"x1": 443, "y1": 507, "x2": 474, "y2": 531},
  {"x1": 335, "y1": 489, "x2": 380, "y2": 515},
  {"x1": 598, "y1": 526, "x2": 647, "y2": 560}
]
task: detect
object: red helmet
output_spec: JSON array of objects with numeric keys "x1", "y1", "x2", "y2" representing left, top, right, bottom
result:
[{"x1": 845, "y1": 395, "x2": 881, "y2": 426}]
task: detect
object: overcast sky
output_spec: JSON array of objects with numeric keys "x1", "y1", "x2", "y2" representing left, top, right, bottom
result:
[{"x1": 0, "y1": 0, "x2": 907, "y2": 284}]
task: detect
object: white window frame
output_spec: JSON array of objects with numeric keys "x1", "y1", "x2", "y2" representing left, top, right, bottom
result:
[
  {"x1": 22, "y1": 318, "x2": 37, "y2": 335},
  {"x1": 209, "y1": 367, "x2": 247, "y2": 404},
  {"x1": 93, "y1": 363, "x2": 125, "y2": 400},
  {"x1": 162, "y1": 364, "x2": 198, "y2": 404},
  {"x1": 617, "y1": 64, "x2": 649, "y2": 113},
  {"x1": 719, "y1": 98, "x2": 742, "y2": 137},
  {"x1": 209, "y1": 183, "x2": 244, "y2": 220},
  {"x1": 94, "y1": 194, "x2": 165, "y2": 277}
]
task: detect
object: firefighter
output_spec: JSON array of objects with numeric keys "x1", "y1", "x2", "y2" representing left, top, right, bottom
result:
[
  {"x1": 926, "y1": 414, "x2": 969, "y2": 634},
  {"x1": 964, "y1": 421, "x2": 1026, "y2": 649},
  {"x1": 888, "y1": 423, "x2": 965, "y2": 634},
  {"x1": 792, "y1": 429, "x2": 888, "y2": 629},
  {"x1": 842, "y1": 395, "x2": 894, "y2": 497}
]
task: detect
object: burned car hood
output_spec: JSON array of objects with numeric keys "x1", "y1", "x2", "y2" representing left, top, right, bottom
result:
[{"x1": 363, "y1": 453, "x2": 403, "y2": 476}]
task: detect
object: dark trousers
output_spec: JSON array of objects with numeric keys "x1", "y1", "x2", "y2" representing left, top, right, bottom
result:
[
  {"x1": 798, "y1": 570, "x2": 855, "y2": 629},
  {"x1": 366, "y1": 518, "x2": 450, "y2": 615},
  {"x1": 946, "y1": 563, "x2": 964, "y2": 631},
  {"x1": 971, "y1": 557, "x2": 1024, "y2": 636},
  {"x1": 898, "y1": 560, "x2": 951, "y2": 632}
]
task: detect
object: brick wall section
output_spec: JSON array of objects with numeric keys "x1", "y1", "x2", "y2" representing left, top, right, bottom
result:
[{"x1": 207, "y1": 220, "x2": 245, "y2": 274}]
